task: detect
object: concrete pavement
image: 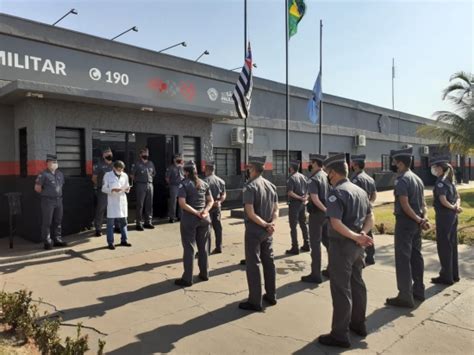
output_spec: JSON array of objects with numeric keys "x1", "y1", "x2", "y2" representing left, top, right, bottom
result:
[{"x1": 1, "y1": 210, "x2": 473, "y2": 354}]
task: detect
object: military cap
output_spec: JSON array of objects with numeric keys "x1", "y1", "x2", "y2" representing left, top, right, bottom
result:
[
  {"x1": 102, "y1": 147, "x2": 112, "y2": 153},
  {"x1": 184, "y1": 160, "x2": 196, "y2": 169},
  {"x1": 430, "y1": 155, "x2": 450, "y2": 166},
  {"x1": 309, "y1": 154, "x2": 327, "y2": 163},
  {"x1": 205, "y1": 161, "x2": 215, "y2": 167},
  {"x1": 390, "y1": 147, "x2": 413, "y2": 158},
  {"x1": 290, "y1": 160, "x2": 300, "y2": 169},
  {"x1": 46, "y1": 154, "x2": 57, "y2": 162},
  {"x1": 351, "y1": 154, "x2": 366, "y2": 162},
  {"x1": 174, "y1": 153, "x2": 183, "y2": 159},
  {"x1": 248, "y1": 156, "x2": 266, "y2": 166},
  {"x1": 323, "y1": 153, "x2": 346, "y2": 168}
]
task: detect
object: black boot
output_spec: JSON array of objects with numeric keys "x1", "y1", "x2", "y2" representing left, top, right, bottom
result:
[
  {"x1": 285, "y1": 247, "x2": 300, "y2": 255},
  {"x1": 385, "y1": 296, "x2": 415, "y2": 308},
  {"x1": 301, "y1": 275, "x2": 323, "y2": 284},
  {"x1": 318, "y1": 334, "x2": 350, "y2": 348},
  {"x1": 238, "y1": 302, "x2": 263, "y2": 312}
]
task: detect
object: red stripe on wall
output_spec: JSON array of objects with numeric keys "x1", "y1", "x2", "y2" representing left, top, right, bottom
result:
[
  {"x1": 0, "y1": 162, "x2": 20, "y2": 175},
  {"x1": 240, "y1": 162, "x2": 273, "y2": 171},
  {"x1": 365, "y1": 161, "x2": 382, "y2": 169},
  {"x1": 86, "y1": 160, "x2": 93, "y2": 175},
  {"x1": 28, "y1": 160, "x2": 47, "y2": 176}
]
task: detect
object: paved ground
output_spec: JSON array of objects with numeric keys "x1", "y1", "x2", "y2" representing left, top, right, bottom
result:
[{"x1": 1, "y1": 208, "x2": 473, "y2": 354}]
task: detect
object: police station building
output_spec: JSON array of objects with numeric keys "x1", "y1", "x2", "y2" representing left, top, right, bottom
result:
[{"x1": 0, "y1": 14, "x2": 472, "y2": 242}]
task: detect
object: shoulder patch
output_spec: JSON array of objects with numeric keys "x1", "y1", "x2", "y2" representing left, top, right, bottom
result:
[
  {"x1": 328, "y1": 195, "x2": 337, "y2": 203},
  {"x1": 437, "y1": 182, "x2": 444, "y2": 188}
]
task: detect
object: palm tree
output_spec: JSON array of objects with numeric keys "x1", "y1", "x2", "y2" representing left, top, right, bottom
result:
[{"x1": 418, "y1": 71, "x2": 474, "y2": 154}]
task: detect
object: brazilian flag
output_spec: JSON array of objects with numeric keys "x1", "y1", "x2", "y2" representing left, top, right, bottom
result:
[{"x1": 288, "y1": 0, "x2": 306, "y2": 38}]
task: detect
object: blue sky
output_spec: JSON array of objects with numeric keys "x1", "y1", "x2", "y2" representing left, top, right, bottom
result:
[{"x1": 1, "y1": 0, "x2": 472, "y2": 118}]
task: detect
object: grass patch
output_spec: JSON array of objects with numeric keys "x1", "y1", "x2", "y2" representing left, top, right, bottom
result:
[{"x1": 374, "y1": 188, "x2": 474, "y2": 245}]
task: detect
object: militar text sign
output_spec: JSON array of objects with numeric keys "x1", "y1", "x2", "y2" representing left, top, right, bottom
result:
[{"x1": 0, "y1": 34, "x2": 238, "y2": 117}]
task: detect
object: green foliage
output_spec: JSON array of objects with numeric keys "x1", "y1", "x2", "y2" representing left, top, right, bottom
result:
[{"x1": 0, "y1": 290, "x2": 104, "y2": 354}]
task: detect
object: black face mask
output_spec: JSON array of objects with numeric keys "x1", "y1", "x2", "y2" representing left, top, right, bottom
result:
[
  {"x1": 390, "y1": 163, "x2": 398, "y2": 173},
  {"x1": 105, "y1": 155, "x2": 113, "y2": 161},
  {"x1": 176, "y1": 159, "x2": 183, "y2": 164},
  {"x1": 245, "y1": 169, "x2": 250, "y2": 180},
  {"x1": 141, "y1": 155, "x2": 149, "y2": 160},
  {"x1": 308, "y1": 165, "x2": 313, "y2": 173},
  {"x1": 327, "y1": 172, "x2": 333, "y2": 186},
  {"x1": 350, "y1": 166, "x2": 355, "y2": 172}
]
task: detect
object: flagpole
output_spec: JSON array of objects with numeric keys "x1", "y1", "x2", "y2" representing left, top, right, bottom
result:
[
  {"x1": 318, "y1": 19, "x2": 323, "y2": 154},
  {"x1": 285, "y1": 0, "x2": 290, "y2": 178},
  {"x1": 392, "y1": 57, "x2": 395, "y2": 110},
  {"x1": 244, "y1": 0, "x2": 248, "y2": 172}
]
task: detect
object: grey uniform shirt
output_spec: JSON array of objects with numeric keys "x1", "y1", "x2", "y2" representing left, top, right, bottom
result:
[
  {"x1": 394, "y1": 170, "x2": 425, "y2": 217},
  {"x1": 204, "y1": 174, "x2": 226, "y2": 201},
  {"x1": 433, "y1": 177, "x2": 458, "y2": 211},
  {"x1": 178, "y1": 179, "x2": 210, "y2": 210},
  {"x1": 243, "y1": 176, "x2": 278, "y2": 235},
  {"x1": 166, "y1": 164, "x2": 185, "y2": 186},
  {"x1": 35, "y1": 169, "x2": 65, "y2": 198},
  {"x1": 287, "y1": 172, "x2": 308, "y2": 202},
  {"x1": 326, "y1": 179, "x2": 372, "y2": 239},
  {"x1": 351, "y1": 171, "x2": 377, "y2": 198},
  {"x1": 93, "y1": 159, "x2": 113, "y2": 188},
  {"x1": 308, "y1": 170, "x2": 329, "y2": 208},
  {"x1": 132, "y1": 160, "x2": 156, "y2": 183}
]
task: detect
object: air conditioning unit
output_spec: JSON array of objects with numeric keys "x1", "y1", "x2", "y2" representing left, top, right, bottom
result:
[
  {"x1": 420, "y1": 146, "x2": 429, "y2": 155},
  {"x1": 354, "y1": 135, "x2": 366, "y2": 147},
  {"x1": 402, "y1": 144, "x2": 413, "y2": 149},
  {"x1": 231, "y1": 127, "x2": 254, "y2": 145}
]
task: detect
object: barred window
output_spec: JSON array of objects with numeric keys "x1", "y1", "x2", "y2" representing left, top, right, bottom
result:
[
  {"x1": 56, "y1": 128, "x2": 85, "y2": 176},
  {"x1": 183, "y1": 136, "x2": 201, "y2": 173},
  {"x1": 214, "y1": 147, "x2": 240, "y2": 176},
  {"x1": 381, "y1": 154, "x2": 391, "y2": 172},
  {"x1": 273, "y1": 150, "x2": 300, "y2": 175}
]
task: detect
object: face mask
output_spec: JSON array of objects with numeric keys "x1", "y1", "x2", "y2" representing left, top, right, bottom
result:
[
  {"x1": 327, "y1": 171, "x2": 333, "y2": 186},
  {"x1": 245, "y1": 169, "x2": 250, "y2": 180},
  {"x1": 114, "y1": 170, "x2": 122, "y2": 177},
  {"x1": 105, "y1": 155, "x2": 113, "y2": 161},
  {"x1": 50, "y1": 163, "x2": 58, "y2": 171},
  {"x1": 308, "y1": 165, "x2": 313, "y2": 173},
  {"x1": 176, "y1": 159, "x2": 183, "y2": 164},
  {"x1": 350, "y1": 166, "x2": 355, "y2": 172},
  {"x1": 141, "y1": 155, "x2": 149, "y2": 160},
  {"x1": 431, "y1": 166, "x2": 438, "y2": 177}
]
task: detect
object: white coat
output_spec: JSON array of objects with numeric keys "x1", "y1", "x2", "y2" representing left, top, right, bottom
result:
[{"x1": 102, "y1": 171, "x2": 130, "y2": 218}]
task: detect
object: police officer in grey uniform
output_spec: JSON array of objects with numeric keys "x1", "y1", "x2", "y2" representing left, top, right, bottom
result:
[
  {"x1": 203, "y1": 162, "x2": 227, "y2": 254},
  {"x1": 386, "y1": 147, "x2": 429, "y2": 308},
  {"x1": 131, "y1": 148, "x2": 156, "y2": 231},
  {"x1": 34, "y1": 154, "x2": 68, "y2": 250},
  {"x1": 166, "y1": 154, "x2": 185, "y2": 223},
  {"x1": 350, "y1": 154, "x2": 377, "y2": 265},
  {"x1": 286, "y1": 160, "x2": 310, "y2": 255},
  {"x1": 240, "y1": 156, "x2": 279, "y2": 312},
  {"x1": 175, "y1": 161, "x2": 214, "y2": 287},
  {"x1": 92, "y1": 147, "x2": 115, "y2": 237},
  {"x1": 318, "y1": 154, "x2": 374, "y2": 348},
  {"x1": 430, "y1": 155, "x2": 462, "y2": 285},
  {"x1": 301, "y1": 154, "x2": 329, "y2": 284}
]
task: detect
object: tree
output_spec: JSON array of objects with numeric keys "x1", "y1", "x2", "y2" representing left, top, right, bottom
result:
[{"x1": 418, "y1": 71, "x2": 474, "y2": 155}]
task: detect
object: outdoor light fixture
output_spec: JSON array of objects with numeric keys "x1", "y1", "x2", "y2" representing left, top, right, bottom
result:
[
  {"x1": 230, "y1": 63, "x2": 257, "y2": 71},
  {"x1": 141, "y1": 107, "x2": 154, "y2": 112},
  {"x1": 158, "y1": 41, "x2": 187, "y2": 53},
  {"x1": 195, "y1": 50, "x2": 210, "y2": 62},
  {"x1": 111, "y1": 26, "x2": 138, "y2": 41},
  {"x1": 52, "y1": 8, "x2": 78, "y2": 26},
  {"x1": 25, "y1": 92, "x2": 44, "y2": 99}
]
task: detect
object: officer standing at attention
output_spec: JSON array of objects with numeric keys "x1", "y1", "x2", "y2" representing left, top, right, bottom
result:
[
  {"x1": 240, "y1": 156, "x2": 279, "y2": 312},
  {"x1": 131, "y1": 148, "x2": 156, "y2": 231},
  {"x1": 166, "y1": 154, "x2": 185, "y2": 223},
  {"x1": 203, "y1": 162, "x2": 227, "y2": 254},
  {"x1": 350, "y1": 154, "x2": 377, "y2": 265},
  {"x1": 286, "y1": 160, "x2": 310, "y2": 255},
  {"x1": 92, "y1": 147, "x2": 115, "y2": 236},
  {"x1": 318, "y1": 154, "x2": 374, "y2": 348},
  {"x1": 175, "y1": 161, "x2": 214, "y2": 287},
  {"x1": 301, "y1": 154, "x2": 329, "y2": 284},
  {"x1": 34, "y1": 154, "x2": 68, "y2": 250},
  {"x1": 386, "y1": 147, "x2": 429, "y2": 308},
  {"x1": 430, "y1": 155, "x2": 462, "y2": 285}
]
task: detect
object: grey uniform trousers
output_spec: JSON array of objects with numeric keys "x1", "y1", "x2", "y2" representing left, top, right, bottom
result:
[
  {"x1": 136, "y1": 183, "x2": 153, "y2": 225},
  {"x1": 394, "y1": 215, "x2": 425, "y2": 301},
  {"x1": 210, "y1": 207, "x2": 223, "y2": 250},
  {"x1": 245, "y1": 228, "x2": 276, "y2": 307},
  {"x1": 289, "y1": 201, "x2": 309, "y2": 248},
  {"x1": 41, "y1": 197, "x2": 63, "y2": 245},
  {"x1": 435, "y1": 210, "x2": 459, "y2": 283},
  {"x1": 328, "y1": 237, "x2": 367, "y2": 343},
  {"x1": 180, "y1": 213, "x2": 210, "y2": 283},
  {"x1": 169, "y1": 185, "x2": 182, "y2": 220},
  {"x1": 308, "y1": 210, "x2": 327, "y2": 278}
]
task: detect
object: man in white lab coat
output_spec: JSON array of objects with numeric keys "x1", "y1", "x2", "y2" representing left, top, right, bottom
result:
[{"x1": 102, "y1": 160, "x2": 132, "y2": 250}]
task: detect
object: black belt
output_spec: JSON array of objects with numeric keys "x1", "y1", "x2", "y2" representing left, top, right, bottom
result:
[{"x1": 136, "y1": 181, "x2": 153, "y2": 184}]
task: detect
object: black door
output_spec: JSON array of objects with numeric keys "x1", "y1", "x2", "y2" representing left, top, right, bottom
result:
[{"x1": 147, "y1": 135, "x2": 176, "y2": 218}]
